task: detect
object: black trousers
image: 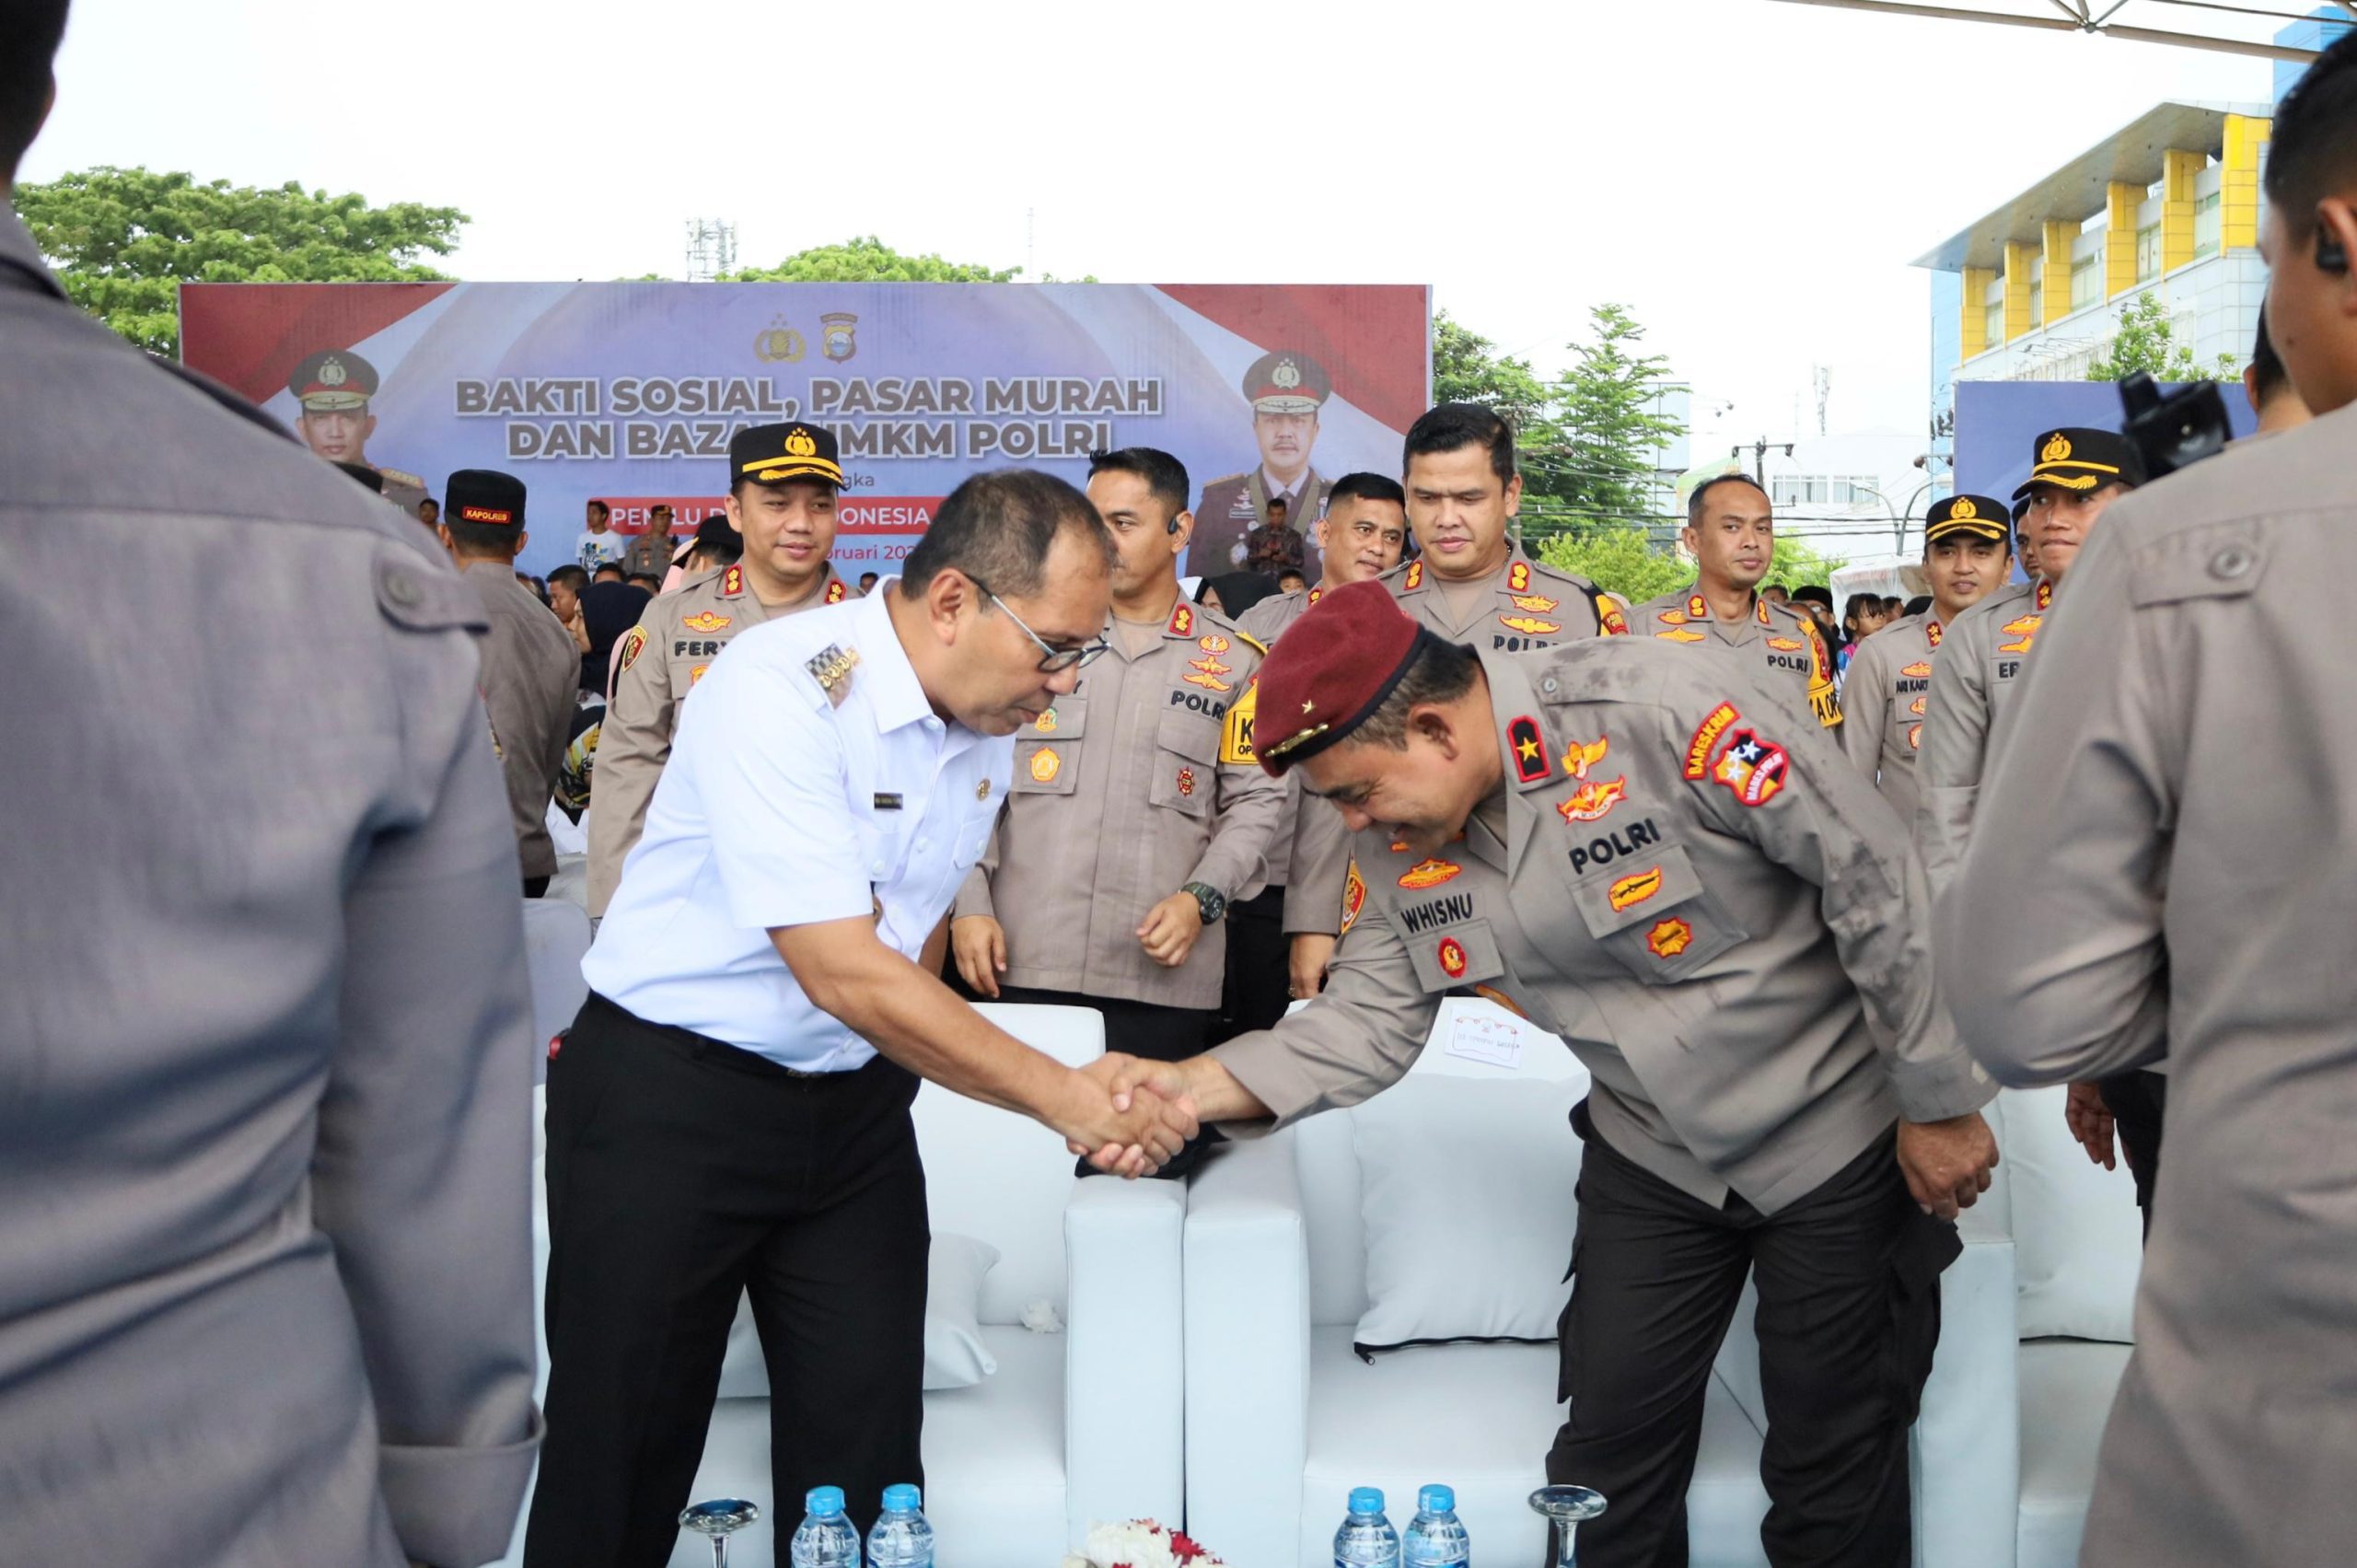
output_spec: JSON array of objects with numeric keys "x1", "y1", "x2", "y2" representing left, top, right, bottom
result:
[
  {"x1": 525, "y1": 994, "x2": 928, "y2": 1567},
  {"x1": 992, "y1": 983, "x2": 1217, "y2": 1179},
  {"x1": 1218, "y1": 886, "x2": 1294, "y2": 1038},
  {"x1": 1547, "y1": 1107, "x2": 1956, "y2": 1568},
  {"x1": 2097, "y1": 1068, "x2": 2167, "y2": 1239}
]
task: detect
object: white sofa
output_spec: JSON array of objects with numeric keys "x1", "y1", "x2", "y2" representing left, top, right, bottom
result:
[
  {"x1": 492, "y1": 1003, "x2": 1185, "y2": 1568},
  {"x1": 1980, "y1": 1086, "x2": 2144, "y2": 1568},
  {"x1": 1179, "y1": 998, "x2": 2019, "y2": 1567}
]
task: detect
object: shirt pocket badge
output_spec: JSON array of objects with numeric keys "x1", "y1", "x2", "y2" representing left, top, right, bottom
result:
[
  {"x1": 1148, "y1": 708, "x2": 1220, "y2": 818},
  {"x1": 1403, "y1": 918, "x2": 1508, "y2": 993},
  {"x1": 1565, "y1": 842, "x2": 1747, "y2": 984}
]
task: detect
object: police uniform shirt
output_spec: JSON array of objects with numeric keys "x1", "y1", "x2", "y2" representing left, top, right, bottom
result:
[
  {"x1": 1631, "y1": 585, "x2": 1841, "y2": 729},
  {"x1": 584, "y1": 587, "x2": 1008, "y2": 1067},
  {"x1": 1914, "y1": 575, "x2": 2050, "y2": 894},
  {"x1": 1381, "y1": 548, "x2": 1626, "y2": 654},
  {"x1": 621, "y1": 527, "x2": 675, "y2": 581},
  {"x1": 953, "y1": 598, "x2": 1287, "y2": 1011},
  {"x1": 460, "y1": 559, "x2": 580, "y2": 880},
  {"x1": 1836, "y1": 610, "x2": 1940, "y2": 823},
  {"x1": 586, "y1": 560, "x2": 848, "y2": 914},
  {"x1": 1937, "y1": 409, "x2": 2357, "y2": 1564},
  {"x1": 1241, "y1": 587, "x2": 1351, "y2": 935},
  {"x1": 1192, "y1": 468, "x2": 1333, "y2": 584},
  {"x1": 1213, "y1": 638, "x2": 1991, "y2": 1214}
]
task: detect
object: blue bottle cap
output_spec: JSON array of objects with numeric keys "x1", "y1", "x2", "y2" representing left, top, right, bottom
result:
[
  {"x1": 1418, "y1": 1483, "x2": 1455, "y2": 1514},
  {"x1": 1349, "y1": 1486, "x2": 1385, "y2": 1516},
  {"x1": 881, "y1": 1482, "x2": 923, "y2": 1514},
  {"x1": 806, "y1": 1486, "x2": 845, "y2": 1516}
]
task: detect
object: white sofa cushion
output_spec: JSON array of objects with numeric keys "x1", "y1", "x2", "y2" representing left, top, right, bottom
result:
[
  {"x1": 1997, "y1": 1087, "x2": 2143, "y2": 1342},
  {"x1": 1348, "y1": 1074, "x2": 1584, "y2": 1352},
  {"x1": 2016, "y1": 1340, "x2": 2133, "y2": 1568}
]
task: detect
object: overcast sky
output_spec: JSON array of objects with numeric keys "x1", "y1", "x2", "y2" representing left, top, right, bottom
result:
[{"x1": 25, "y1": 0, "x2": 2272, "y2": 459}]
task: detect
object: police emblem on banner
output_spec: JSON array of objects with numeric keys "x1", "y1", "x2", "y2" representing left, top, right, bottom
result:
[{"x1": 820, "y1": 312, "x2": 859, "y2": 363}]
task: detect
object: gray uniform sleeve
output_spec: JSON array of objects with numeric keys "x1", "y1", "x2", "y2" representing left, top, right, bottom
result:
[
  {"x1": 318, "y1": 690, "x2": 541, "y2": 1566},
  {"x1": 1675, "y1": 689, "x2": 1994, "y2": 1123},
  {"x1": 1209, "y1": 891, "x2": 1442, "y2": 1132},
  {"x1": 1281, "y1": 784, "x2": 1351, "y2": 936},
  {"x1": 1914, "y1": 617, "x2": 1991, "y2": 897},
  {"x1": 586, "y1": 608, "x2": 675, "y2": 915},
  {"x1": 1940, "y1": 530, "x2": 2174, "y2": 1085},
  {"x1": 1838, "y1": 633, "x2": 1889, "y2": 786}
]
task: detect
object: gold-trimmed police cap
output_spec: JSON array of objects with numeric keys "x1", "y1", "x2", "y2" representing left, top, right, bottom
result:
[
  {"x1": 1924, "y1": 494, "x2": 2011, "y2": 544},
  {"x1": 1240, "y1": 350, "x2": 1331, "y2": 416},
  {"x1": 2013, "y1": 426, "x2": 2133, "y2": 501},
  {"x1": 732, "y1": 422, "x2": 844, "y2": 489},
  {"x1": 287, "y1": 349, "x2": 379, "y2": 412}
]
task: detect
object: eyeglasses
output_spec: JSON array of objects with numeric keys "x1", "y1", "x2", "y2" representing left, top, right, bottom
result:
[{"x1": 969, "y1": 576, "x2": 1107, "y2": 673}]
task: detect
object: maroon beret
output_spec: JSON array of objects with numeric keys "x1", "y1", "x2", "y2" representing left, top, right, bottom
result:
[{"x1": 1254, "y1": 579, "x2": 1436, "y2": 774}]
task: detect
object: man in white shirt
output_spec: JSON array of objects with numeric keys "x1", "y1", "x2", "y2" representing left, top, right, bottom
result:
[
  {"x1": 576, "y1": 497, "x2": 627, "y2": 572},
  {"x1": 529, "y1": 470, "x2": 1196, "y2": 1563}
]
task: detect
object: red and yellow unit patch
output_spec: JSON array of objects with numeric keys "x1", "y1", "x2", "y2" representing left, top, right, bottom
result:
[
  {"x1": 1657, "y1": 610, "x2": 1689, "y2": 626},
  {"x1": 1646, "y1": 918, "x2": 1693, "y2": 958},
  {"x1": 1901, "y1": 660, "x2": 1933, "y2": 679},
  {"x1": 682, "y1": 610, "x2": 732, "y2": 633},
  {"x1": 1507, "y1": 714, "x2": 1550, "y2": 784},
  {"x1": 1765, "y1": 636, "x2": 1804, "y2": 652},
  {"x1": 1512, "y1": 592, "x2": 1559, "y2": 613},
  {"x1": 1399, "y1": 857, "x2": 1462, "y2": 890},
  {"x1": 1402, "y1": 561, "x2": 1424, "y2": 590},
  {"x1": 1998, "y1": 614, "x2": 2043, "y2": 656},
  {"x1": 457, "y1": 504, "x2": 515, "y2": 526},
  {"x1": 2036, "y1": 580, "x2": 2053, "y2": 611},
  {"x1": 1608, "y1": 865, "x2": 1663, "y2": 912},
  {"x1": 1437, "y1": 937, "x2": 1469, "y2": 979},
  {"x1": 825, "y1": 579, "x2": 848, "y2": 604},
  {"x1": 1198, "y1": 633, "x2": 1229, "y2": 655},
  {"x1": 1558, "y1": 775, "x2": 1627, "y2": 825},
  {"x1": 720, "y1": 564, "x2": 746, "y2": 598},
  {"x1": 1176, "y1": 766, "x2": 1196, "y2": 797},
  {"x1": 1909, "y1": 696, "x2": 1926, "y2": 716},
  {"x1": 1907, "y1": 723, "x2": 1922, "y2": 750},
  {"x1": 1684, "y1": 703, "x2": 1739, "y2": 779},
  {"x1": 1687, "y1": 593, "x2": 1709, "y2": 620},
  {"x1": 1499, "y1": 615, "x2": 1562, "y2": 635},
  {"x1": 1657, "y1": 628, "x2": 1706, "y2": 644},
  {"x1": 1190, "y1": 656, "x2": 1232, "y2": 677},
  {"x1": 1183, "y1": 670, "x2": 1234, "y2": 693},
  {"x1": 1925, "y1": 621, "x2": 1944, "y2": 649},
  {"x1": 1598, "y1": 603, "x2": 1630, "y2": 636},
  {"x1": 1508, "y1": 561, "x2": 1532, "y2": 593},
  {"x1": 1169, "y1": 603, "x2": 1195, "y2": 637},
  {"x1": 1341, "y1": 859, "x2": 1366, "y2": 935},
  {"x1": 614, "y1": 624, "x2": 648, "y2": 677},
  {"x1": 1034, "y1": 708, "x2": 1058, "y2": 732},
  {"x1": 1028, "y1": 748, "x2": 1062, "y2": 784},
  {"x1": 1563, "y1": 735, "x2": 1609, "y2": 779},
  {"x1": 690, "y1": 664, "x2": 710, "y2": 686},
  {"x1": 1710, "y1": 726, "x2": 1791, "y2": 807}
]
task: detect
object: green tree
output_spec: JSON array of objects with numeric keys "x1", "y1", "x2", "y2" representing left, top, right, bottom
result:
[
  {"x1": 1536, "y1": 520, "x2": 1843, "y2": 604},
  {"x1": 2086, "y1": 290, "x2": 2236, "y2": 381},
  {"x1": 1763, "y1": 533, "x2": 1845, "y2": 592},
  {"x1": 723, "y1": 235, "x2": 1018, "y2": 283},
  {"x1": 1431, "y1": 309, "x2": 1550, "y2": 430},
  {"x1": 1524, "y1": 304, "x2": 1685, "y2": 533},
  {"x1": 12, "y1": 166, "x2": 465, "y2": 357}
]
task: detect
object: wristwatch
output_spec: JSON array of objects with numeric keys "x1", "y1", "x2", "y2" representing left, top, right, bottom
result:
[{"x1": 1182, "y1": 881, "x2": 1228, "y2": 925}]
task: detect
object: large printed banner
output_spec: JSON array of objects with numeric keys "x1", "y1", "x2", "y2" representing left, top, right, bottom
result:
[{"x1": 180, "y1": 281, "x2": 1432, "y2": 582}]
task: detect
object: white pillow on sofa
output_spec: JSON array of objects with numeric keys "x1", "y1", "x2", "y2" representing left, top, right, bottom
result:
[
  {"x1": 714, "y1": 1232, "x2": 1002, "y2": 1396},
  {"x1": 1999, "y1": 1086, "x2": 2143, "y2": 1342},
  {"x1": 1348, "y1": 1074, "x2": 1585, "y2": 1353}
]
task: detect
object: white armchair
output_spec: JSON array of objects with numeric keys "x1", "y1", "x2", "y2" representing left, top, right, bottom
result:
[
  {"x1": 1181, "y1": 998, "x2": 2018, "y2": 1568},
  {"x1": 492, "y1": 1003, "x2": 1185, "y2": 1568}
]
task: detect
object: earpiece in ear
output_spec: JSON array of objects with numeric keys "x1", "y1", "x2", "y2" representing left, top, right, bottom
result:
[{"x1": 2318, "y1": 223, "x2": 2350, "y2": 275}]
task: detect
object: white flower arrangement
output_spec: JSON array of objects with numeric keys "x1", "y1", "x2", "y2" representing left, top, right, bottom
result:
[{"x1": 1060, "y1": 1518, "x2": 1226, "y2": 1568}]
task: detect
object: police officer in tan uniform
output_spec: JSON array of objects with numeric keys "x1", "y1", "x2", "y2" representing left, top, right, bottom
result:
[
  {"x1": 1192, "y1": 349, "x2": 1336, "y2": 583},
  {"x1": 621, "y1": 504, "x2": 679, "y2": 581},
  {"x1": 436, "y1": 468, "x2": 579, "y2": 895},
  {"x1": 1238, "y1": 472, "x2": 1411, "y2": 1002},
  {"x1": 1631, "y1": 473, "x2": 1840, "y2": 728},
  {"x1": 1941, "y1": 50, "x2": 2357, "y2": 1557},
  {"x1": 1383, "y1": 401, "x2": 1626, "y2": 655},
  {"x1": 587, "y1": 423, "x2": 850, "y2": 914},
  {"x1": 1916, "y1": 426, "x2": 2136, "y2": 897},
  {"x1": 1839, "y1": 494, "x2": 2013, "y2": 823},
  {"x1": 1101, "y1": 581, "x2": 1997, "y2": 1564},
  {"x1": 952, "y1": 448, "x2": 1285, "y2": 1174},
  {"x1": 285, "y1": 348, "x2": 430, "y2": 517}
]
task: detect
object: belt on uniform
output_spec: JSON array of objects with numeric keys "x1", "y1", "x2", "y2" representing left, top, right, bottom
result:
[{"x1": 581, "y1": 992, "x2": 876, "y2": 1085}]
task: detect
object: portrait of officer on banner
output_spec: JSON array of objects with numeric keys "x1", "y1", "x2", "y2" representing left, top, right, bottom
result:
[
  {"x1": 1192, "y1": 348, "x2": 1335, "y2": 586},
  {"x1": 285, "y1": 348, "x2": 429, "y2": 518}
]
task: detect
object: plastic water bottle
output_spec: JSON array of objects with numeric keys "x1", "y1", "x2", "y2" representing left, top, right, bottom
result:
[
  {"x1": 1403, "y1": 1483, "x2": 1470, "y2": 1567},
  {"x1": 789, "y1": 1486, "x2": 861, "y2": 1568},
  {"x1": 865, "y1": 1482, "x2": 935, "y2": 1568},
  {"x1": 1334, "y1": 1486, "x2": 1402, "y2": 1568}
]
